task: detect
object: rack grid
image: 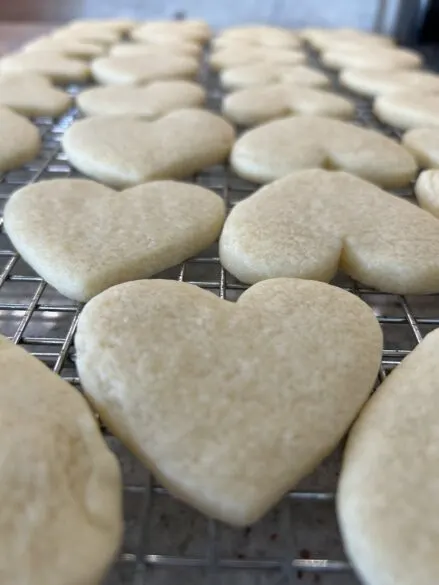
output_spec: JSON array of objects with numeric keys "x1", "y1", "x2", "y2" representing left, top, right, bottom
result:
[{"x1": 0, "y1": 46, "x2": 438, "y2": 585}]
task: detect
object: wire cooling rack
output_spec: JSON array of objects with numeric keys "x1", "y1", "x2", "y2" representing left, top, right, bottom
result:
[{"x1": 0, "y1": 44, "x2": 438, "y2": 585}]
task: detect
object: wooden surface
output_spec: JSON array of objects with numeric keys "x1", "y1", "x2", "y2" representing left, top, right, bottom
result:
[{"x1": 0, "y1": 22, "x2": 55, "y2": 54}]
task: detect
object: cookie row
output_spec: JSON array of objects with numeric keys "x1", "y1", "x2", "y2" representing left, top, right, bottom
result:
[
  {"x1": 312, "y1": 29, "x2": 439, "y2": 130},
  {"x1": 4, "y1": 168, "x2": 439, "y2": 303}
]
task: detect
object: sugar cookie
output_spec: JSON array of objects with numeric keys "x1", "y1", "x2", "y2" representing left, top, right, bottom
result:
[
  {"x1": 214, "y1": 26, "x2": 300, "y2": 49},
  {"x1": 301, "y1": 27, "x2": 393, "y2": 51},
  {"x1": 403, "y1": 127, "x2": 439, "y2": 168},
  {"x1": 0, "y1": 51, "x2": 89, "y2": 83},
  {"x1": 414, "y1": 169, "x2": 439, "y2": 218},
  {"x1": 4, "y1": 178, "x2": 225, "y2": 301},
  {"x1": 0, "y1": 107, "x2": 41, "y2": 173},
  {"x1": 77, "y1": 80, "x2": 205, "y2": 118},
  {"x1": 340, "y1": 67, "x2": 439, "y2": 97},
  {"x1": 318, "y1": 37, "x2": 395, "y2": 54},
  {"x1": 67, "y1": 18, "x2": 135, "y2": 33},
  {"x1": 52, "y1": 27, "x2": 120, "y2": 46},
  {"x1": 281, "y1": 65, "x2": 330, "y2": 87},
  {"x1": 62, "y1": 109, "x2": 234, "y2": 187},
  {"x1": 0, "y1": 72, "x2": 71, "y2": 117},
  {"x1": 110, "y1": 40, "x2": 202, "y2": 58},
  {"x1": 220, "y1": 169, "x2": 439, "y2": 293},
  {"x1": 23, "y1": 37, "x2": 105, "y2": 59},
  {"x1": 338, "y1": 328, "x2": 439, "y2": 585},
  {"x1": 374, "y1": 90, "x2": 439, "y2": 130},
  {"x1": 231, "y1": 115, "x2": 417, "y2": 187},
  {"x1": 75, "y1": 278, "x2": 382, "y2": 526},
  {"x1": 91, "y1": 54, "x2": 198, "y2": 85},
  {"x1": 223, "y1": 84, "x2": 354, "y2": 126},
  {"x1": 131, "y1": 20, "x2": 211, "y2": 44},
  {"x1": 0, "y1": 334, "x2": 122, "y2": 585},
  {"x1": 210, "y1": 47, "x2": 305, "y2": 71},
  {"x1": 221, "y1": 63, "x2": 329, "y2": 90},
  {"x1": 322, "y1": 46, "x2": 422, "y2": 71},
  {"x1": 212, "y1": 37, "x2": 302, "y2": 53}
]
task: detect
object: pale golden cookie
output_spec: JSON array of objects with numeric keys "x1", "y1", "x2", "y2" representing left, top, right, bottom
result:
[
  {"x1": 77, "y1": 80, "x2": 205, "y2": 118},
  {"x1": 221, "y1": 63, "x2": 328, "y2": 90},
  {"x1": 4, "y1": 179, "x2": 225, "y2": 301},
  {"x1": 0, "y1": 72, "x2": 71, "y2": 117},
  {"x1": 62, "y1": 109, "x2": 235, "y2": 187},
  {"x1": 340, "y1": 67, "x2": 439, "y2": 97},
  {"x1": 110, "y1": 40, "x2": 202, "y2": 58},
  {"x1": 0, "y1": 107, "x2": 41, "y2": 172},
  {"x1": 223, "y1": 84, "x2": 354, "y2": 126},
  {"x1": 210, "y1": 47, "x2": 305, "y2": 71},
  {"x1": 91, "y1": 54, "x2": 199, "y2": 85},
  {"x1": 301, "y1": 27, "x2": 393, "y2": 51},
  {"x1": 220, "y1": 169, "x2": 439, "y2": 294},
  {"x1": 212, "y1": 37, "x2": 302, "y2": 53},
  {"x1": 403, "y1": 127, "x2": 439, "y2": 168},
  {"x1": 214, "y1": 25, "x2": 300, "y2": 49},
  {"x1": 374, "y1": 90, "x2": 439, "y2": 130},
  {"x1": 281, "y1": 65, "x2": 330, "y2": 87},
  {"x1": 23, "y1": 36, "x2": 105, "y2": 60},
  {"x1": 414, "y1": 169, "x2": 439, "y2": 218},
  {"x1": 67, "y1": 18, "x2": 135, "y2": 33},
  {"x1": 0, "y1": 334, "x2": 122, "y2": 585},
  {"x1": 75, "y1": 278, "x2": 382, "y2": 525},
  {"x1": 338, "y1": 328, "x2": 439, "y2": 585},
  {"x1": 322, "y1": 46, "x2": 422, "y2": 71},
  {"x1": 320, "y1": 37, "x2": 395, "y2": 54},
  {"x1": 0, "y1": 51, "x2": 89, "y2": 83},
  {"x1": 52, "y1": 27, "x2": 120, "y2": 46},
  {"x1": 131, "y1": 20, "x2": 211, "y2": 44},
  {"x1": 231, "y1": 115, "x2": 417, "y2": 187}
]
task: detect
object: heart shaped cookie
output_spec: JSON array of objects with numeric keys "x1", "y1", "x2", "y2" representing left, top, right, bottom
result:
[
  {"x1": 91, "y1": 54, "x2": 199, "y2": 85},
  {"x1": 403, "y1": 127, "x2": 439, "y2": 168},
  {"x1": 77, "y1": 81, "x2": 205, "y2": 118},
  {"x1": 0, "y1": 335, "x2": 122, "y2": 585},
  {"x1": 220, "y1": 63, "x2": 326, "y2": 90},
  {"x1": 66, "y1": 18, "x2": 135, "y2": 34},
  {"x1": 302, "y1": 28, "x2": 393, "y2": 51},
  {"x1": 62, "y1": 109, "x2": 235, "y2": 187},
  {"x1": 219, "y1": 169, "x2": 439, "y2": 294},
  {"x1": 131, "y1": 20, "x2": 211, "y2": 44},
  {"x1": 52, "y1": 27, "x2": 120, "y2": 45},
  {"x1": 0, "y1": 51, "x2": 89, "y2": 83},
  {"x1": 68, "y1": 18, "x2": 135, "y2": 33},
  {"x1": 110, "y1": 40, "x2": 202, "y2": 58},
  {"x1": 210, "y1": 47, "x2": 306, "y2": 71},
  {"x1": 340, "y1": 67, "x2": 439, "y2": 98},
  {"x1": 0, "y1": 107, "x2": 41, "y2": 172},
  {"x1": 231, "y1": 115, "x2": 417, "y2": 187},
  {"x1": 23, "y1": 36, "x2": 105, "y2": 59},
  {"x1": 322, "y1": 46, "x2": 422, "y2": 71},
  {"x1": 337, "y1": 328, "x2": 439, "y2": 585},
  {"x1": 75, "y1": 278, "x2": 382, "y2": 525},
  {"x1": 3, "y1": 178, "x2": 225, "y2": 301},
  {"x1": 415, "y1": 169, "x2": 439, "y2": 218},
  {"x1": 0, "y1": 72, "x2": 72, "y2": 117},
  {"x1": 374, "y1": 90, "x2": 439, "y2": 130},
  {"x1": 223, "y1": 84, "x2": 354, "y2": 126},
  {"x1": 213, "y1": 26, "x2": 300, "y2": 49}
]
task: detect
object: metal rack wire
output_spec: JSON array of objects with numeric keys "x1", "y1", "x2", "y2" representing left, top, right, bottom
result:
[{"x1": 0, "y1": 46, "x2": 438, "y2": 585}]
